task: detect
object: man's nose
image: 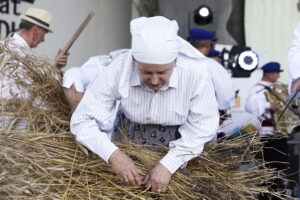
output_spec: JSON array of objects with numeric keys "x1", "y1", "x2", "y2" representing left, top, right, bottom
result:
[{"x1": 150, "y1": 74, "x2": 159, "y2": 84}]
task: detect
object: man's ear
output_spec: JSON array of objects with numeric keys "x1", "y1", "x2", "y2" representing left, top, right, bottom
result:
[{"x1": 32, "y1": 25, "x2": 39, "y2": 33}]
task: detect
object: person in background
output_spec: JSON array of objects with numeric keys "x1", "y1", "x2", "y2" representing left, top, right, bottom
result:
[
  {"x1": 189, "y1": 28, "x2": 235, "y2": 131},
  {"x1": 245, "y1": 62, "x2": 282, "y2": 135},
  {"x1": 62, "y1": 49, "x2": 128, "y2": 139},
  {"x1": 287, "y1": 22, "x2": 300, "y2": 197},
  {"x1": 6, "y1": 8, "x2": 69, "y2": 69},
  {"x1": 288, "y1": 22, "x2": 300, "y2": 93},
  {"x1": 70, "y1": 16, "x2": 219, "y2": 193},
  {"x1": 0, "y1": 8, "x2": 69, "y2": 130},
  {"x1": 63, "y1": 49, "x2": 128, "y2": 113},
  {"x1": 207, "y1": 49, "x2": 221, "y2": 62},
  {"x1": 244, "y1": 62, "x2": 288, "y2": 199}
]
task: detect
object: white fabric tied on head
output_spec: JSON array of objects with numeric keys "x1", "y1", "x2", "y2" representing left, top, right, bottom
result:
[
  {"x1": 118, "y1": 16, "x2": 205, "y2": 98},
  {"x1": 131, "y1": 16, "x2": 181, "y2": 64}
]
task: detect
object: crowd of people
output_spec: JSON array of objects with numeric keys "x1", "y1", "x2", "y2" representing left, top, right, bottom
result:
[{"x1": 1, "y1": 7, "x2": 300, "y2": 198}]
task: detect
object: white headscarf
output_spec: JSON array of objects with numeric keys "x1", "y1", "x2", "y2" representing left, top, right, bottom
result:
[
  {"x1": 118, "y1": 16, "x2": 204, "y2": 98},
  {"x1": 131, "y1": 16, "x2": 181, "y2": 64}
]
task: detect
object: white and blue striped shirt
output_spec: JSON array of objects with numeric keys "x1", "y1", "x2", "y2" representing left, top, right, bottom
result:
[{"x1": 70, "y1": 51, "x2": 219, "y2": 174}]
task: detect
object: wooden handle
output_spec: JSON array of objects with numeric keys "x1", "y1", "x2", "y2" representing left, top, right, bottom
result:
[{"x1": 57, "y1": 12, "x2": 94, "y2": 59}]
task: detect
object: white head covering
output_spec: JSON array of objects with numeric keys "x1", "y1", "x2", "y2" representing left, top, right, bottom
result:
[
  {"x1": 118, "y1": 16, "x2": 205, "y2": 98},
  {"x1": 131, "y1": 16, "x2": 181, "y2": 64}
]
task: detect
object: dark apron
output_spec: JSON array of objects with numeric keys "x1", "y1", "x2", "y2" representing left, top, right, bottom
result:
[{"x1": 112, "y1": 112, "x2": 181, "y2": 149}]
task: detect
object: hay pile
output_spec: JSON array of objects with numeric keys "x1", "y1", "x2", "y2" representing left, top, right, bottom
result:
[
  {"x1": 0, "y1": 130, "x2": 283, "y2": 200},
  {"x1": 0, "y1": 38, "x2": 70, "y2": 133},
  {"x1": 0, "y1": 39, "x2": 286, "y2": 199}
]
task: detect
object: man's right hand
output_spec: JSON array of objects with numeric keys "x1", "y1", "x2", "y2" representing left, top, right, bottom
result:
[
  {"x1": 109, "y1": 149, "x2": 142, "y2": 186},
  {"x1": 55, "y1": 49, "x2": 69, "y2": 69},
  {"x1": 270, "y1": 103, "x2": 279, "y2": 112}
]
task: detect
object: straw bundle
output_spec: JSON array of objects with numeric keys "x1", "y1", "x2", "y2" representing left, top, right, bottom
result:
[
  {"x1": 0, "y1": 130, "x2": 284, "y2": 200},
  {"x1": 0, "y1": 39, "x2": 285, "y2": 199},
  {"x1": 0, "y1": 38, "x2": 70, "y2": 133}
]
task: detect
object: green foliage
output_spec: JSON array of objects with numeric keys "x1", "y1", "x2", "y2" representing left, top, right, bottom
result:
[{"x1": 132, "y1": 0, "x2": 162, "y2": 17}]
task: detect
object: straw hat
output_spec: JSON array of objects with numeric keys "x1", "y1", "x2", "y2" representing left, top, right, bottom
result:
[{"x1": 20, "y1": 8, "x2": 53, "y2": 33}]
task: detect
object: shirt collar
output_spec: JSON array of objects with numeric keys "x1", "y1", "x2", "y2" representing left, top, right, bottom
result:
[
  {"x1": 12, "y1": 33, "x2": 30, "y2": 48},
  {"x1": 168, "y1": 67, "x2": 178, "y2": 88},
  {"x1": 259, "y1": 80, "x2": 274, "y2": 87},
  {"x1": 131, "y1": 66, "x2": 141, "y2": 86},
  {"x1": 130, "y1": 65, "x2": 178, "y2": 90}
]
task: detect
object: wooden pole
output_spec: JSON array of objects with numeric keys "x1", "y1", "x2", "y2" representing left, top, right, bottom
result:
[{"x1": 55, "y1": 12, "x2": 94, "y2": 65}]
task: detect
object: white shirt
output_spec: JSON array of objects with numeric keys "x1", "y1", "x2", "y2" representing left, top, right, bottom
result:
[
  {"x1": 287, "y1": 22, "x2": 300, "y2": 93},
  {"x1": 0, "y1": 33, "x2": 33, "y2": 130},
  {"x1": 1, "y1": 33, "x2": 58, "y2": 130},
  {"x1": 244, "y1": 80, "x2": 274, "y2": 135},
  {"x1": 63, "y1": 50, "x2": 128, "y2": 136},
  {"x1": 200, "y1": 57, "x2": 235, "y2": 110},
  {"x1": 0, "y1": 33, "x2": 32, "y2": 99},
  {"x1": 245, "y1": 81, "x2": 272, "y2": 119},
  {"x1": 7, "y1": 32, "x2": 30, "y2": 50},
  {"x1": 70, "y1": 51, "x2": 219, "y2": 174},
  {"x1": 63, "y1": 49, "x2": 129, "y2": 92},
  {"x1": 63, "y1": 56, "x2": 112, "y2": 92},
  {"x1": 1, "y1": 33, "x2": 58, "y2": 101}
]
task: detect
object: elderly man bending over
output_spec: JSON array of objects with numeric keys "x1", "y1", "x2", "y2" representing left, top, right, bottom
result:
[{"x1": 70, "y1": 16, "x2": 219, "y2": 193}]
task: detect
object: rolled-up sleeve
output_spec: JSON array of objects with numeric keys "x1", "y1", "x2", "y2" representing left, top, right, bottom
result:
[{"x1": 63, "y1": 67, "x2": 85, "y2": 92}]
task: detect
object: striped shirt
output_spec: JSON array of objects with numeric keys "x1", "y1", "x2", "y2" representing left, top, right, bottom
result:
[{"x1": 70, "y1": 51, "x2": 219, "y2": 174}]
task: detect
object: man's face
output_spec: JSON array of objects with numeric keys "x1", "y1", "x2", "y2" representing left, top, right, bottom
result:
[
  {"x1": 268, "y1": 72, "x2": 280, "y2": 83},
  {"x1": 201, "y1": 40, "x2": 212, "y2": 56},
  {"x1": 31, "y1": 26, "x2": 48, "y2": 48},
  {"x1": 135, "y1": 60, "x2": 175, "y2": 91}
]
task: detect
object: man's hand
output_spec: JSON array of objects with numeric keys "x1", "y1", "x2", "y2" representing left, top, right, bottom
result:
[
  {"x1": 55, "y1": 49, "x2": 69, "y2": 69},
  {"x1": 270, "y1": 103, "x2": 279, "y2": 112},
  {"x1": 143, "y1": 163, "x2": 171, "y2": 193},
  {"x1": 109, "y1": 149, "x2": 142, "y2": 186},
  {"x1": 291, "y1": 77, "x2": 300, "y2": 92}
]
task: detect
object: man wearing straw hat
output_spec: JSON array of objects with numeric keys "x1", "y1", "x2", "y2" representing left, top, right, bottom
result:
[
  {"x1": 0, "y1": 8, "x2": 69, "y2": 130},
  {"x1": 71, "y1": 16, "x2": 219, "y2": 193},
  {"x1": 7, "y1": 7, "x2": 69, "y2": 69}
]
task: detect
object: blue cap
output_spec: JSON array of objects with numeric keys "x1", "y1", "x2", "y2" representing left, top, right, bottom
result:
[
  {"x1": 189, "y1": 28, "x2": 217, "y2": 41},
  {"x1": 208, "y1": 49, "x2": 220, "y2": 57},
  {"x1": 261, "y1": 62, "x2": 283, "y2": 73}
]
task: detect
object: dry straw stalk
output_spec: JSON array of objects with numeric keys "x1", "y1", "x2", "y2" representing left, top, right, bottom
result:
[{"x1": 0, "y1": 39, "x2": 286, "y2": 199}]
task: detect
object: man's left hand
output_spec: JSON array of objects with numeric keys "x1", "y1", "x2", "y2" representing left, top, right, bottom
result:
[
  {"x1": 143, "y1": 163, "x2": 171, "y2": 193},
  {"x1": 55, "y1": 49, "x2": 69, "y2": 69}
]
